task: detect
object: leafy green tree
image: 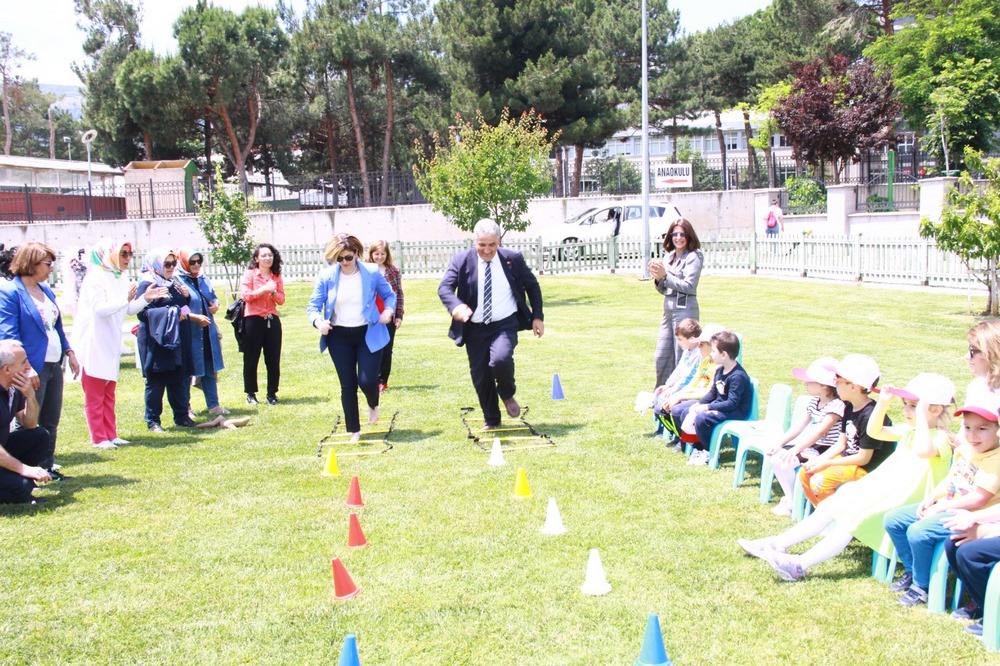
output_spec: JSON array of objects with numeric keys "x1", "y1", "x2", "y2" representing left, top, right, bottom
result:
[
  {"x1": 413, "y1": 109, "x2": 557, "y2": 238},
  {"x1": 920, "y1": 148, "x2": 1000, "y2": 314},
  {"x1": 749, "y1": 81, "x2": 792, "y2": 187},
  {"x1": 676, "y1": 138, "x2": 721, "y2": 192},
  {"x1": 72, "y1": 0, "x2": 145, "y2": 166},
  {"x1": 0, "y1": 32, "x2": 33, "y2": 156},
  {"x1": 115, "y1": 49, "x2": 190, "y2": 160},
  {"x1": 866, "y1": 0, "x2": 1000, "y2": 166},
  {"x1": 197, "y1": 163, "x2": 258, "y2": 291},
  {"x1": 2, "y1": 81, "x2": 82, "y2": 160},
  {"x1": 585, "y1": 154, "x2": 640, "y2": 194},
  {"x1": 176, "y1": 1, "x2": 289, "y2": 189},
  {"x1": 436, "y1": 0, "x2": 619, "y2": 196}
]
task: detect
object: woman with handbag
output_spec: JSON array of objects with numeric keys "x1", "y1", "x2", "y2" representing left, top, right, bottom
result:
[{"x1": 177, "y1": 248, "x2": 228, "y2": 416}]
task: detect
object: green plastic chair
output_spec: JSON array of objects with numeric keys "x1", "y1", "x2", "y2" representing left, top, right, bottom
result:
[
  {"x1": 730, "y1": 384, "x2": 794, "y2": 500},
  {"x1": 984, "y1": 563, "x2": 1000, "y2": 651},
  {"x1": 706, "y1": 376, "x2": 761, "y2": 469}
]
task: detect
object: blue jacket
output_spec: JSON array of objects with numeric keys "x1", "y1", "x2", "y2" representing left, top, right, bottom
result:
[
  {"x1": 306, "y1": 261, "x2": 397, "y2": 353},
  {"x1": 178, "y1": 273, "x2": 225, "y2": 377},
  {"x1": 0, "y1": 277, "x2": 72, "y2": 371}
]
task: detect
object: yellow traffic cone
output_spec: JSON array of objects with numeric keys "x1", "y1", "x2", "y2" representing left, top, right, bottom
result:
[
  {"x1": 322, "y1": 449, "x2": 340, "y2": 477},
  {"x1": 514, "y1": 468, "x2": 532, "y2": 498}
]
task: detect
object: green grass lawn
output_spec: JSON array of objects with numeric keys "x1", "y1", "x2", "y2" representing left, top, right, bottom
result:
[{"x1": 2, "y1": 274, "x2": 997, "y2": 665}]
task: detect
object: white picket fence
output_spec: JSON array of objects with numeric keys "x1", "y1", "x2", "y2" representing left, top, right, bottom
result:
[{"x1": 50, "y1": 235, "x2": 986, "y2": 292}]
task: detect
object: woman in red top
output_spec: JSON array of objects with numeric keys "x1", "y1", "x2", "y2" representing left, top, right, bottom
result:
[{"x1": 240, "y1": 243, "x2": 285, "y2": 405}]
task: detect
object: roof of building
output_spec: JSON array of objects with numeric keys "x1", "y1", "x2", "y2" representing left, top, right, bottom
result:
[{"x1": 0, "y1": 155, "x2": 123, "y2": 176}]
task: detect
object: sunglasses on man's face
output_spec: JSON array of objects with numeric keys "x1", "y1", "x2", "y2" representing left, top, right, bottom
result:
[
  {"x1": 337, "y1": 254, "x2": 355, "y2": 263},
  {"x1": 163, "y1": 260, "x2": 178, "y2": 268}
]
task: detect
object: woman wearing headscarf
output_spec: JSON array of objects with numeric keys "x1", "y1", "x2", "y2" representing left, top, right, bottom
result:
[
  {"x1": 0, "y1": 242, "x2": 79, "y2": 473},
  {"x1": 73, "y1": 239, "x2": 154, "y2": 448},
  {"x1": 136, "y1": 247, "x2": 207, "y2": 432},
  {"x1": 177, "y1": 248, "x2": 228, "y2": 415}
]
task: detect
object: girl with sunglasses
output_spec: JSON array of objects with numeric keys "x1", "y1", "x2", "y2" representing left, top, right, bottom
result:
[
  {"x1": 648, "y1": 218, "x2": 703, "y2": 389},
  {"x1": 308, "y1": 234, "x2": 396, "y2": 442},
  {"x1": 240, "y1": 243, "x2": 285, "y2": 405}
]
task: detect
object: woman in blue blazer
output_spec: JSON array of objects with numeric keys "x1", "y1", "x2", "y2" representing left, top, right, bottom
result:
[
  {"x1": 0, "y1": 242, "x2": 80, "y2": 473},
  {"x1": 307, "y1": 234, "x2": 396, "y2": 441}
]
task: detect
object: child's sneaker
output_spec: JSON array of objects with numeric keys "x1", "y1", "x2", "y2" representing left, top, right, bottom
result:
[
  {"x1": 771, "y1": 497, "x2": 792, "y2": 516},
  {"x1": 898, "y1": 585, "x2": 928, "y2": 607},
  {"x1": 686, "y1": 450, "x2": 709, "y2": 466},
  {"x1": 890, "y1": 571, "x2": 913, "y2": 593},
  {"x1": 767, "y1": 551, "x2": 806, "y2": 582},
  {"x1": 671, "y1": 441, "x2": 685, "y2": 453},
  {"x1": 951, "y1": 601, "x2": 983, "y2": 621},
  {"x1": 737, "y1": 537, "x2": 785, "y2": 559}
]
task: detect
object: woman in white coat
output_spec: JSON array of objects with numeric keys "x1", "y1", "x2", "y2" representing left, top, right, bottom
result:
[{"x1": 73, "y1": 239, "x2": 156, "y2": 449}]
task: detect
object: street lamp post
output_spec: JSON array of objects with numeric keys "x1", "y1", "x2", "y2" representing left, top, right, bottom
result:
[{"x1": 63, "y1": 136, "x2": 71, "y2": 161}]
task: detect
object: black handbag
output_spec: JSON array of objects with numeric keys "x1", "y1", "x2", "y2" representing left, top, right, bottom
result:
[{"x1": 224, "y1": 297, "x2": 246, "y2": 353}]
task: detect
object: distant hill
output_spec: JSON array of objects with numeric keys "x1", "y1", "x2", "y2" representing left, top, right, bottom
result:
[{"x1": 40, "y1": 84, "x2": 85, "y2": 120}]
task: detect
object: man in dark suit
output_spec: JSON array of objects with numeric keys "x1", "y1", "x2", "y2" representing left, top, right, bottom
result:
[{"x1": 439, "y1": 219, "x2": 544, "y2": 429}]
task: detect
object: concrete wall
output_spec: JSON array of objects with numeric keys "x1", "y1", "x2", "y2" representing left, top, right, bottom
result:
[{"x1": 0, "y1": 188, "x2": 759, "y2": 249}]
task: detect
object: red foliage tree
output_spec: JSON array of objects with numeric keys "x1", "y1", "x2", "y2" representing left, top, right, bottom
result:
[{"x1": 774, "y1": 53, "x2": 899, "y2": 183}]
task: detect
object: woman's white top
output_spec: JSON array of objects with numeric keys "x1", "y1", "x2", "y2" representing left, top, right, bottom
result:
[
  {"x1": 72, "y1": 269, "x2": 147, "y2": 381},
  {"x1": 33, "y1": 293, "x2": 63, "y2": 363},
  {"x1": 333, "y1": 270, "x2": 366, "y2": 327}
]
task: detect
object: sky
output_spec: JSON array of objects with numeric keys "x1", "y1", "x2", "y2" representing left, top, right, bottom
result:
[{"x1": 8, "y1": 0, "x2": 774, "y2": 87}]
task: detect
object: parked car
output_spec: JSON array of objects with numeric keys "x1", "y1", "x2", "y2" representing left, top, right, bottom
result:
[{"x1": 537, "y1": 203, "x2": 682, "y2": 259}]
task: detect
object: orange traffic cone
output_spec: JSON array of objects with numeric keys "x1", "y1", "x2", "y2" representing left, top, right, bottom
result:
[
  {"x1": 331, "y1": 557, "x2": 361, "y2": 600},
  {"x1": 347, "y1": 512, "x2": 369, "y2": 549},
  {"x1": 345, "y1": 475, "x2": 365, "y2": 508}
]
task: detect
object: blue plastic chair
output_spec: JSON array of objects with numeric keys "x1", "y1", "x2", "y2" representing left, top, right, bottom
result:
[
  {"x1": 705, "y1": 377, "x2": 761, "y2": 469},
  {"x1": 925, "y1": 540, "x2": 966, "y2": 614},
  {"x1": 730, "y1": 383, "x2": 793, "y2": 499},
  {"x1": 984, "y1": 565, "x2": 1000, "y2": 651},
  {"x1": 791, "y1": 477, "x2": 814, "y2": 521}
]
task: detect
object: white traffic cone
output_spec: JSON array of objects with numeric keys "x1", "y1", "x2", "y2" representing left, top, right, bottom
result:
[
  {"x1": 487, "y1": 436, "x2": 506, "y2": 467},
  {"x1": 540, "y1": 497, "x2": 567, "y2": 535},
  {"x1": 580, "y1": 548, "x2": 612, "y2": 595}
]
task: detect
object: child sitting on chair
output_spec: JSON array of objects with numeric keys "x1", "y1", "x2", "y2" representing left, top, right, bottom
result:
[
  {"x1": 798, "y1": 354, "x2": 891, "y2": 505},
  {"x1": 669, "y1": 330, "x2": 752, "y2": 467},
  {"x1": 766, "y1": 357, "x2": 845, "y2": 516},
  {"x1": 883, "y1": 391, "x2": 1000, "y2": 607},
  {"x1": 656, "y1": 323, "x2": 724, "y2": 450},
  {"x1": 651, "y1": 318, "x2": 703, "y2": 417},
  {"x1": 738, "y1": 373, "x2": 954, "y2": 582}
]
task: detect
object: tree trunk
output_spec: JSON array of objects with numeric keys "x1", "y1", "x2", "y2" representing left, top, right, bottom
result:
[
  {"x1": 572, "y1": 143, "x2": 584, "y2": 196},
  {"x1": 344, "y1": 62, "x2": 371, "y2": 206},
  {"x1": 203, "y1": 116, "x2": 212, "y2": 173},
  {"x1": 742, "y1": 110, "x2": 757, "y2": 186},
  {"x1": 763, "y1": 141, "x2": 774, "y2": 188},
  {"x1": 879, "y1": 0, "x2": 894, "y2": 35},
  {"x1": 1, "y1": 75, "x2": 11, "y2": 156},
  {"x1": 47, "y1": 105, "x2": 55, "y2": 160},
  {"x1": 714, "y1": 109, "x2": 727, "y2": 190},
  {"x1": 554, "y1": 148, "x2": 564, "y2": 197},
  {"x1": 143, "y1": 130, "x2": 153, "y2": 161},
  {"x1": 992, "y1": 257, "x2": 999, "y2": 316},
  {"x1": 380, "y1": 59, "x2": 394, "y2": 205},
  {"x1": 671, "y1": 117, "x2": 678, "y2": 162}
]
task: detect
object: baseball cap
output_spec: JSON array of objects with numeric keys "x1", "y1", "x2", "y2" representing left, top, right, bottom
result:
[
  {"x1": 694, "y1": 324, "x2": 726, "y2": 344},
  {"x1": 885, "y1": 373, "x2": 955, "y2": 405},
  {"x1": 791, "y1": 357, "x2": 838, "y2": 387},
  {"x1": 955, "y1": 391, "x2": 1000, "y2": 422},
  {"x1": 834, "y1": 354, "x2": 880, "y2": 391}
]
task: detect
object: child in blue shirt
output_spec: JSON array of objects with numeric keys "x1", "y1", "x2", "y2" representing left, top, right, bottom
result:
[{"x1": 674, "y1": 330, "x2": 752, "y2": 466}]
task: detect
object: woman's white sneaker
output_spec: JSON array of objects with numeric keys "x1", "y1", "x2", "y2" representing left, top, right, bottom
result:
[{"x1": 93, "y1": 440, "x2": 118, "y2": 449}]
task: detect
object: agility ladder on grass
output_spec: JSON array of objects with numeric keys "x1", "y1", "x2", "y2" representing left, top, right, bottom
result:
[
  {"x1": 460, "y1": 406, "x2": 556, "y2": 452},
  {"x1": 316, "y1": 411, "x2": 399, "y2": 457}
]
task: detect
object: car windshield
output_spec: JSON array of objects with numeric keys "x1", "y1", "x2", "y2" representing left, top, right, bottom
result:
[{"x1": 564, "y1": 208, "x2": 597, "y2": 224}]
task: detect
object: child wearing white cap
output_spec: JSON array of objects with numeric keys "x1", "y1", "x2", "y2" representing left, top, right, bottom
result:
[
  {"x1": 739, "y1": 372, "x2": 955, "y2": 582},
  {"x1": 766, "y1": 357, "x2": 846, "y2": 516},
  {"x1": 884, "y1": 390, "x2": 1000, "y2": 608},
  {"x1": 797, "y1": 354, "x2": 892, "y2": 505}
]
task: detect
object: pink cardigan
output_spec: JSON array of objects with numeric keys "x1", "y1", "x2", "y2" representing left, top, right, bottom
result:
[{"x1": 240, "y1": 268, "x2": 286, "y2": 317}]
